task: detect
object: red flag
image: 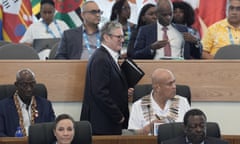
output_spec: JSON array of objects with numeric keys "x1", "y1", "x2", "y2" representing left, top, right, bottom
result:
[
  {"x1": 196, "y1": 0, "x2": 226, "y2": 36},
  {"x1": 1, "y1": 0, "x2": 32, "y2": 42}
]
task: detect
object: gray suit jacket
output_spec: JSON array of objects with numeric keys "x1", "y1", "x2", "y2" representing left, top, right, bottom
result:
[{"x1": 55, "y1": 26, "x2": 83, "y2": 59}]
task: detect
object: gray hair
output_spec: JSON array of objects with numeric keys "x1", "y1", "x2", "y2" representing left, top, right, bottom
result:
[
  {"x1": 16, "y1": 68, "x2": 35, "y2": 81},
  {"x1": 100, "y1": 21, "x2": 122, "y2": 42}
]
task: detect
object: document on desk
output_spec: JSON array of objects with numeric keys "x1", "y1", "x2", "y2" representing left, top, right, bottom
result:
[{"x1": 121, "y1": 58, "x2": 145, "y2": 87}]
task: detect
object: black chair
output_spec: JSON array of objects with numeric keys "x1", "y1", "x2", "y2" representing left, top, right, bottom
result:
[
  {"x1": 0, "y1": 83, "x2": 47, "y2": 101},
  {"x1": 0, "y1": 40, "x2": 11, "y2": 47},
  {"x1": 28, "y1": 121, "x2": 92, "y2": 144},
  {"x1": 48, "y1": 41, "x2": 59, "y2": 59},
  {"x1": 133, "y1": 84, "x2": 191, "y2": 105},
  {"x1": 214, "y1": 44, "x2": 240, "y2": 59},
  {"x1": 0, "y1": 43, "x2": 39, "y2": 59},
  {"x1": 157, "y1": 122, "x2": 221, "y2": 144}
]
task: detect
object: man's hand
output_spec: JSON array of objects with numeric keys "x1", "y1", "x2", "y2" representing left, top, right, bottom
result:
[{"x1": 150, "y1": 40, "x2": 169, "y2": 50}]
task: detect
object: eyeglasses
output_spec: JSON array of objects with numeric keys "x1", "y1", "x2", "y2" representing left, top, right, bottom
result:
[
  {"x1": 109, "y1": 34, "x2": 125, "y2": 40},
  {"x1": 83, "y1": 9, "x2": 103, "y2": 15}
]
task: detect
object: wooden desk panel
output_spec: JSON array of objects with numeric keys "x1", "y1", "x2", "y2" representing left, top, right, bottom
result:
[
  {"x1": 1, "y1": 60, "x2": 240, "y2": 102},
  {"x1": 0, "y1": 135, "x2": 239, "y2": 144}
]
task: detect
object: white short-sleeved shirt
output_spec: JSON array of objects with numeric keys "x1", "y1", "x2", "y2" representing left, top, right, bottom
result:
[
  {"x1": 128, "y1": 94, "x2": 190, "y2": 130},
  {"x1": 20, "y1": 19, "x2": 69, "y2": 44}
]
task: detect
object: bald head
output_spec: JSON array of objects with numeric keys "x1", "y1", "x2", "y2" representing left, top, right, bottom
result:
[
  {"x1": 156, "y1": 0, "x2": 173, "y2": 26},
  {"x1": 81, "y1": 1, "x2": 98, "y2": 12},
  {"x1": 151, "y1": 68, "x2": 175, "y2": 85},
  {"x1": 151, "y1": 68, "x2": 176, "y2": 99}
]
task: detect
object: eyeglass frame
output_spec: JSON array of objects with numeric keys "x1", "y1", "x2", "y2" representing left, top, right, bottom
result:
[
  {"x1": 109, "y1": 34, "x2": 125, "y2": 40},
  {"x1": 83, "y1": 9, "x2": 103, "y2": 15}
]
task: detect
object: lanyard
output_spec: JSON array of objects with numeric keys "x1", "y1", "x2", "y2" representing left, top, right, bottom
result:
[
  {"x1": 125, "y1": 22, "x2": 131, "y2": 42},
  {"x1": 228, "y1": 27, "x2": 235, "y2": 44},
  {"x1": 43, "y1": 20, "x2": 62, "y2": 38},
  {"x1": 83, "y1": 31, "x2": 101, "y2": 56}
]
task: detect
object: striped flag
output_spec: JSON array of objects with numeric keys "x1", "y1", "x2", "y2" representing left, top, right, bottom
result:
[
  {"x1": 31, "y1": 0, "x2": 41, "y2": 19},
  {"x1": 54, "y1": 0, "x2": 84, "y2": 28},
  {"x1": 0, "y1": 0, "x2": 32, "y2": 42}
]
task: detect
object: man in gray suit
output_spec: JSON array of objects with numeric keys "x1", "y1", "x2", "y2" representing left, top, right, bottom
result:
[{"x1": 55, "y1": 1, "x2": 101, "y2": 59}]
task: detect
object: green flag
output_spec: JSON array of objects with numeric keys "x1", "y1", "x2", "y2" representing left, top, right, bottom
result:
[{"x1": 54, "y1": 0, "x2": 84, "y2": 28}]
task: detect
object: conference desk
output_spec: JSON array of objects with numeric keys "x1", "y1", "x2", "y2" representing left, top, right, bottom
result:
[
  {"x1": 1, "y1": 60, "x2": 240, "y2": 102},
  {"x1": 0, "y1": 135, "x2": 240, "y2": 144}
]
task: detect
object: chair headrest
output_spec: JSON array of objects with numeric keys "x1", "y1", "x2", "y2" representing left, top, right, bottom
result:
[
  {"x1": 0, "y1": 83, "x2": 47, "y2": 101},
  {"x1": 28, "y1": 121, "x2": 92, "y2": 144}
]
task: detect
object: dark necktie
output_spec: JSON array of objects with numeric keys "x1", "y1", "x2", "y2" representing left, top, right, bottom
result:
[{"x1": 162, "y1": 27, "x2": 171, "y2": 56}]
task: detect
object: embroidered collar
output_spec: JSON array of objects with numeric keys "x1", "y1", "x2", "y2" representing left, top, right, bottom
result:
[
  {"x1": 13, "y1": 91, "x2": 38, "y2": 136},
  {"x1": 141, "y1": 92, "x2": 180, "y2": 123}
]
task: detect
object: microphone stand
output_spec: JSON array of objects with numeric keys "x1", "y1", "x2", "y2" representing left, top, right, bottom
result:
[{"x1": 147, "y1": 104, "x2": 153, "y2": 135}]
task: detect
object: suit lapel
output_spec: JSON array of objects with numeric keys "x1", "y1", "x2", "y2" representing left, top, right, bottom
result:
[{"x1": 101, "y1": 47, "x2": 127, "y2": 84}]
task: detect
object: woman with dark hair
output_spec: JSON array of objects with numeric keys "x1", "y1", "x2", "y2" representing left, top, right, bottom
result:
[
  {"x1": 53, "y1": 114, "x2": 75, "y2": 144},
  {"x1": 110, "y1": 0, "x2": 136, "y2": 58},
  {"x1": 172, "y1": 1, "x2": 201, "y2": 48},
  {"x1": 127, "y1": 4, "x2": 157, "y2": 58}
]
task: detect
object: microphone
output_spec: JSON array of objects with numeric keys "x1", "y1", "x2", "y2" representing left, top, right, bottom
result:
[{"x1": 147, "y1": 104, "x2": 153, "y2": 135}]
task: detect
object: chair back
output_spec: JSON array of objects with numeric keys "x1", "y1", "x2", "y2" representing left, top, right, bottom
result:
[
  {"x1": 0, "y1": 83, "x2": 47, "y2": 101},
  {"x1": 28, "y1": 121, "x2": 92, "y2": 144},
  {"x1": 157, "y1": 122, "x2": 221, "y2": 144},
  {"x1": 48, "y1": 42, "x2": 59, "y2": 59},
  {"x1": 133, "y1": 84, "x2": 191, "y2": 105},
  {"x1": 0, "y1": 43, "x2": 39, "y2": 59},
  {"x1": 0, "y1": 40, "x2": 11, "y2": 47},
  {"x1": 214, "y1": 44, "x2": 240, "y2": 59}
]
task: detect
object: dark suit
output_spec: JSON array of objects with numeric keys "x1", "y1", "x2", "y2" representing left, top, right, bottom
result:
[
  {"x1": 133, "y1": 22, "x2": 201, "y2": 59},
  {"x1": 161, "y1": 136, "x2": 229, "y2": 144},
  {"x1": 55, "y1": 26, "x2": 83, "y2": 59},
  {"x1": 80, "y1": 46, "x2": 129, "y2": 135},
  {"x1": 0, "y1": 96, "x2": 55, "y2": 137}
]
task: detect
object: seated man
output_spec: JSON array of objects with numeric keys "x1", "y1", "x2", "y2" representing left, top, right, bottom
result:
[
  {"x1": 201, "y1": 0, "x2": 240, "y2": 59},
  {"x1": 55, "y1": 1, "x2": 101, "y2": 59},
  {"x1": 162, "y1": 109, "x2": 228, "y2": 144},
  {"x1": 128, "y1": 68, "x2": 190, "y2": 135},
  {"x1": 133, "y1": 0, "x2": 201, "y2": 60},
  {"x1": 0, "y1": 68, "x2": 55, "y2": 137}
]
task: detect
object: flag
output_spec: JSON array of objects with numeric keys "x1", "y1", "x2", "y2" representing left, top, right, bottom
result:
[
  {"x1": 0, "y1": 0, "x2": 32, "y2": 42},
  {"x1": 172, "y1": 0, "x2": 227, "y2": 37},
  {"x1": 31, "y1": 0, "x2": 41, "y2": 19},
  {"x1": 196, "y1": 0, "x2": 227, "y2": 36},
  {"x1": 54, "y1": 0, "x2": 84, "y2": 28}
]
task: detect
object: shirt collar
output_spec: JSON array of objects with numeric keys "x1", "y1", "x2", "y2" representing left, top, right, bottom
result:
[
  {"x1": 16, "y1": 95, "x2": 33, "y2": 109},
  {"x1": 102, "y1": 43, "x2": 119, "y2": 63}
]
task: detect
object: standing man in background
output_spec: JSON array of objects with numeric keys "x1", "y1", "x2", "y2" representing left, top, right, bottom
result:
[
  {"x1": 81, "y1": 21, "x2": 133, "y2": 135},
  {"x1": 55, "y1": 1, "x2": 102, "y2": 59}
]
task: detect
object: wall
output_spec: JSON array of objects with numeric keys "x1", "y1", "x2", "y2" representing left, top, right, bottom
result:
[{"x1": 52, "y1": 101, "x2": 240, "y2": 135}]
